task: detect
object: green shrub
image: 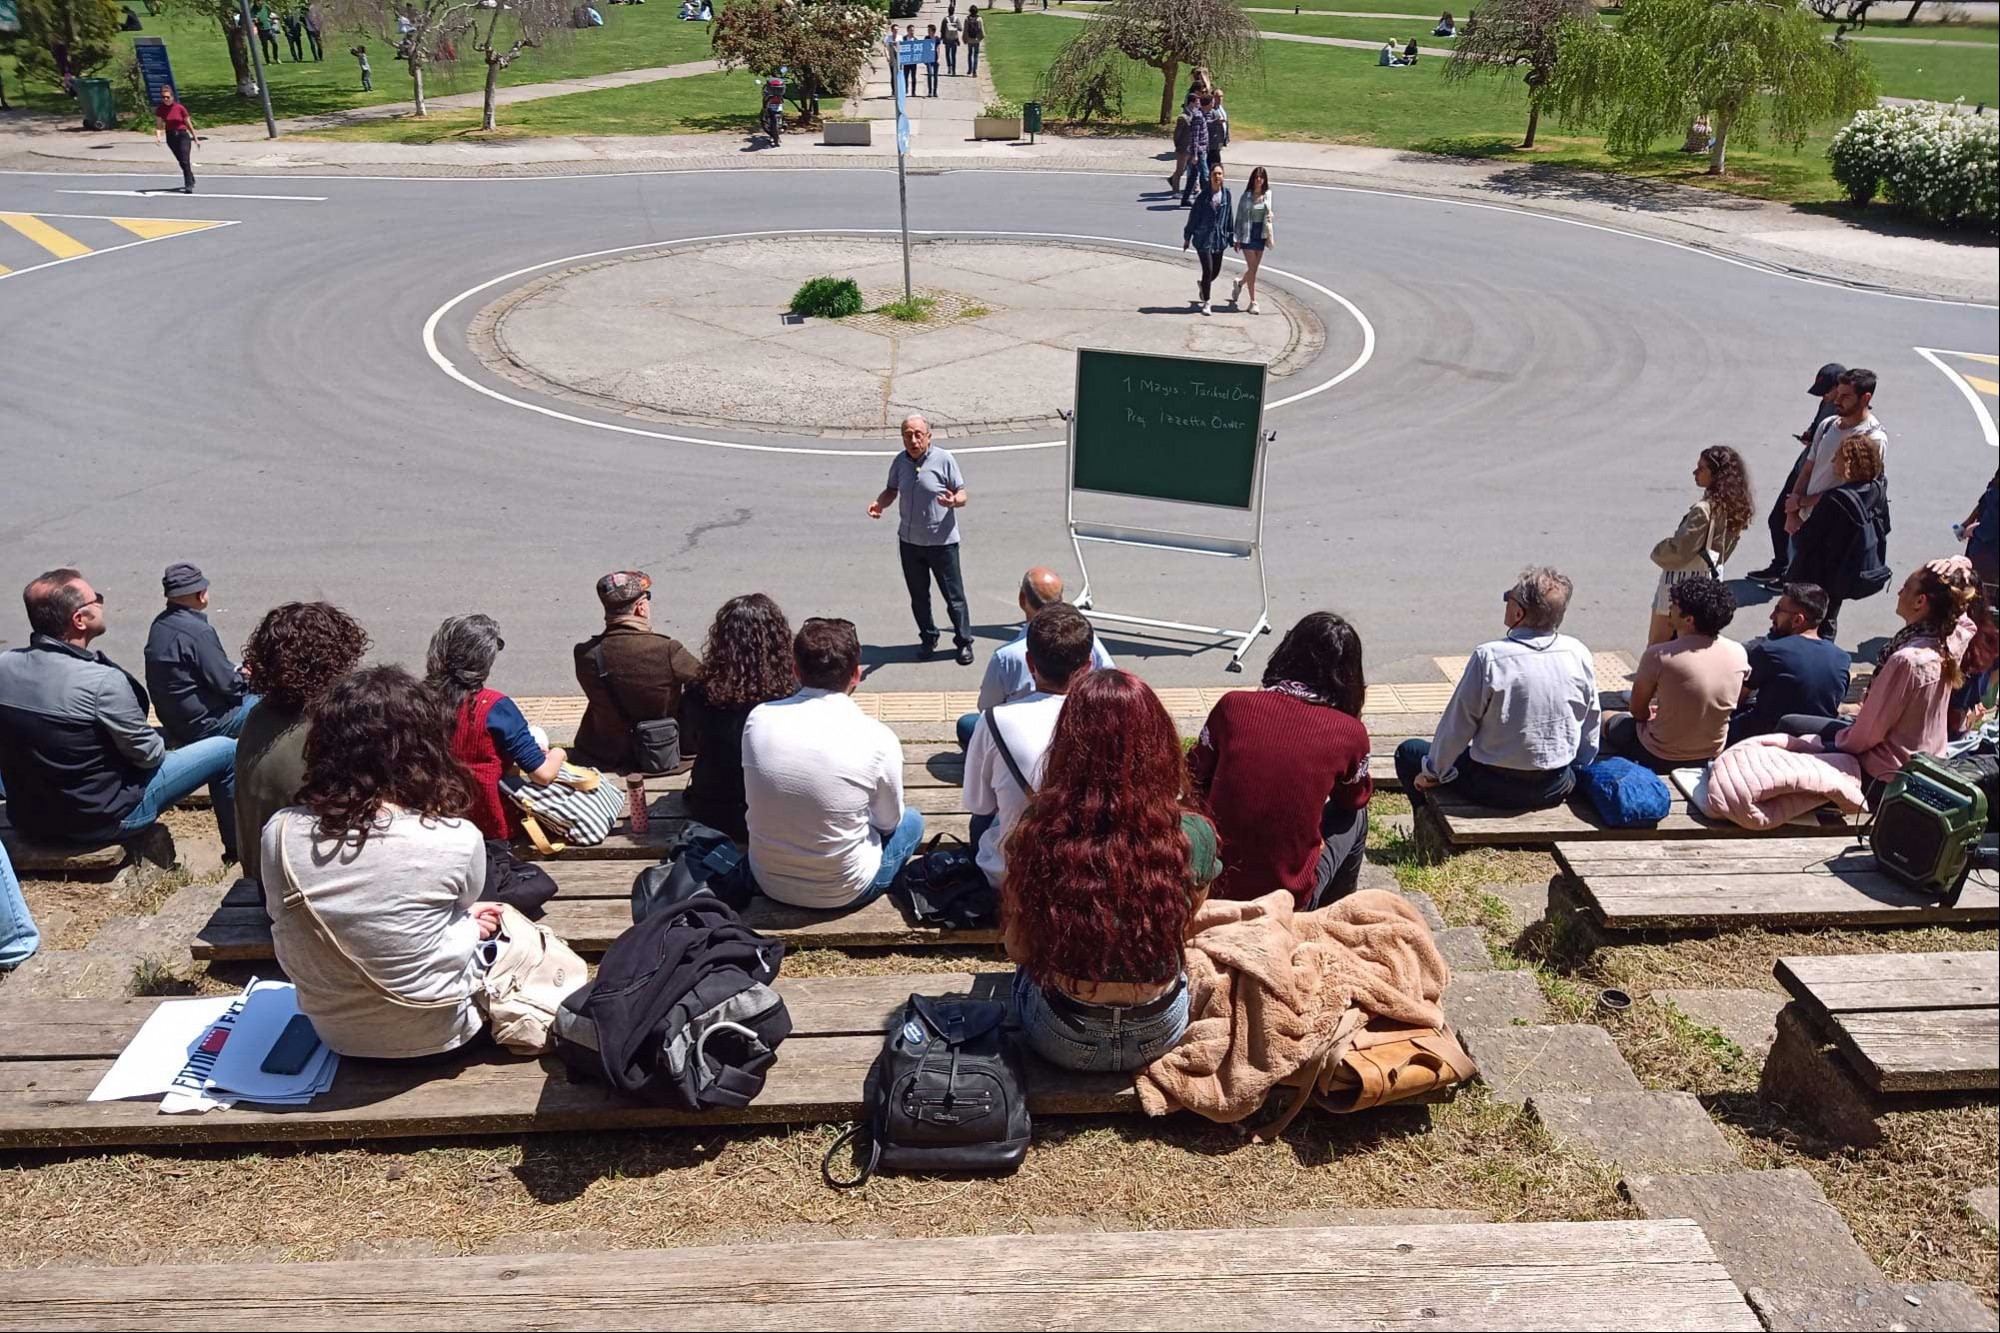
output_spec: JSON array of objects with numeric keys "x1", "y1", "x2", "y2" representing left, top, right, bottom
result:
[
  {"x1": 981, "y1": 97, "x2": 1022, "y2": 119},
  {"x1": 1828, "y1": 103, "x2": 1998, "y2": 230},
  {"x1": 790, "y1": 275, "x2": 864, "y2": 319}
]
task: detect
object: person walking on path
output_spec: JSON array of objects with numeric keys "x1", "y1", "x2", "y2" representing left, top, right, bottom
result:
[
  {"x1": 900, "y1": 24, "x2": 919, "y2": 97},
  {"x1": 1207, "y1": 86, "x2": 1229, "y2": 176},
  {"x1": 924, "y1": 23, "x2": 941, "y2": 96},
  {"x1": 869, "y1": 414, "x2": 975, "y2": 664},
  {"x1": 964, "y1": 6, "x2": 984, "y2": 75},
  {"x1": 254, "y1": 3, "x2": 282, "y2": 61},
  {"x1": 1178, "y1": 89, "x2": 1214, "y2": 206},
  {"x1": 154, "y1": 85, "x2": 196, "y2": 194},
  {"x1": 1230, "y1": 165, "x2": 1273, "y2": 313},
  {"x1": 1183, "y1": 163, "x2": 1235, "y2": 316},
  {"x1": 304, "y1": 5, "x2": 324, "y2": 59},
  {"x1": 942, "y1": 13, "x2": 961, "y2": 74},
  {"x1": 1169, "y1": 99, "x2": 1193, "y2": 193},
  {"x1": 1645, "y1": 444, "x2": 1752, "y2": 646},
  {"x1": 1747, "y1": 364, "x2": 1843, "y2": 586}
]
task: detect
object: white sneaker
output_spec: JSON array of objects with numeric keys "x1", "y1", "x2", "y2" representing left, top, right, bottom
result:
[
  {"x1": 1200, "y1": 301, "x2": 1211, "y2": 315},
  {"x1": 1230, "y1": 276, "x2": 1244, "y2": 304},
  {"x1": 1247, "y1": 301, "x2": 1260, "y2": 314}
]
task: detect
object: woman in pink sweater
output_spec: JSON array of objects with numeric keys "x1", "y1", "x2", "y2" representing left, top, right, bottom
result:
[{"x1": 1777, "y1": 563, "x2": 1975, "y2": 802}]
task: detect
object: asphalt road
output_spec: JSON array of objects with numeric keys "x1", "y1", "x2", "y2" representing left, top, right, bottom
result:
[{"x1": 1, "y1": 165, "x2": 1993, "y2": 697}]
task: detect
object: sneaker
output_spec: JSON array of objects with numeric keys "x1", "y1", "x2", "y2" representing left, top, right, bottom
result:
[
  {"x1": 955, "y1": 644, "x2": 975, "y2": 666},
  {"x1": 1247, "y1": 301, "x2": 1259, "y2": 315},
  {"x1": 1230, "y1": 276, "x2": 1244, "y2": 304},
  {"x1": 1200, "y1": 301, "x2": 1210, "y2": 315}
]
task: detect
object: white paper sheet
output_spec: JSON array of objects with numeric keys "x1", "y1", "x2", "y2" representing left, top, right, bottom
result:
[{"x1": 87, "y1": 995, "x2": 236, "y2": 1104}]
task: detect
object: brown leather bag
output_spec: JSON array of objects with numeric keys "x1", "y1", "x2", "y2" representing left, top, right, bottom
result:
[{"x1": 1254, "y1": 1016, "x2": 1478, "y2": 1142}]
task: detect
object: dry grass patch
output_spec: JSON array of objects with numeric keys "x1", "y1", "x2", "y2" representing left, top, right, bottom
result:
[
  {"x1": 781, "y1": 948, "x2": 1005, "y2": 979},
  {"x1": 0, "y1": 1089, "x2": 1623, "y2": 1268}
]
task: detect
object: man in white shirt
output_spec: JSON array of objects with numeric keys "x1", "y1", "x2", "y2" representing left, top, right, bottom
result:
[
  {"x1": 1787, "y1": 367, "x2": 1885, "y2": 536},
  {"x1": 962, "y1": 604, "x2": 1095, "y2": 890},
  {"x1": 742, "y1": 617, "x2": 924, "y2": 910},
  {"x1": 957, "y1": 566, "x2": 1113, "y2": 747}
]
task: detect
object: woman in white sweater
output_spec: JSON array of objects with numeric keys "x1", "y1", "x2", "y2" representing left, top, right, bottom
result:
[
  {"x1": 262, "y1": 664, "x2": 501, "y2": 1061},
  {"x1": 1231, "y1": 167, "x2": 1274, "y2": 314}
]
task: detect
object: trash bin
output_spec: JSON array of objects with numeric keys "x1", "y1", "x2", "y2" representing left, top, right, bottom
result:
[
  {"x1": 77, "y1": 77, "x2": 118, "y2": 130},
  {"x1": 1023, "y1": 100, "x2": 1042, "y2": 138}
]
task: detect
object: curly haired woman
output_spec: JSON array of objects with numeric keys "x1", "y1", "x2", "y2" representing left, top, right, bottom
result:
[
  {"x1": 264, "y1": 666, "x2": 498, "y2": 1060},
  {"x1": 233, "y1": 601, "x2": 369, "y2": 884},
  {"x1": 1647, "y1": 444, "x2": 1753, "y2": 646},
  {"x1": 1784, "y1": 431, "x2": 1889, "y2": 644},
  {"x1": 1002, "y1": 669, "x2": 1220, "y2": 1073},
  {"x1": 682, "y1": 594, "x2": 797, "y2": 841}
]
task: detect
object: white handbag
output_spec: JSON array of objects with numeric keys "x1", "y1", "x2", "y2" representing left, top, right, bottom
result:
[{"x1": 478, "y1": 903, "x2": 589, "y2": 1056}]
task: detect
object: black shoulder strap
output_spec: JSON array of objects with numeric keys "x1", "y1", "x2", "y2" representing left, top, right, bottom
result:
[
  {"x1": 984, "y1": 707, "x2": 1032, "y2": 795},
  {"x1": 588, "y1": 636, "x2": 636, "y2": 729}
]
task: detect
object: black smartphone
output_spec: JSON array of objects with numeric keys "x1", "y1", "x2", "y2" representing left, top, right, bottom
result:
[{"x1": 259, "y1": 1012, "x2": 322, "y2": 1076}]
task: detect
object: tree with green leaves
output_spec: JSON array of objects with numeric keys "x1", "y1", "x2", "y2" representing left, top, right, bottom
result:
[
  {"x1": 1440, "y1": 0, "x2": 1595, "y2": 148},
  {"x1": 710, "y1": 0, "x2": 880, "y2": 123},
  {"x1": 1542, "y1": 0, "x2": 1877, "y2": 176},
  {"x1": 11, "y1": 0, "x2": 122, "y2": 90},
  {"x1": 1043, "y1": 0, "x2": 1261, "y2": 126}
]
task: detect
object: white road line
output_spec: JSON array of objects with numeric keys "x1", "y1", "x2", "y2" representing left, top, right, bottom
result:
[
  {"x1": 9, "y1": 163, "x2": 1992, "y2": 309},
  {"x1": 57, "y1": 189, "x2": 327, "y2": 201},
  {"x1": 1916, "y1": 346, "x2": 2000, "y2": 448},
  {"x1": 421, "y1": 228, "x2": 1376, "y2": 459},
  {"x1": 0, "y1": 220, "x2": 242, "y2": 285}
]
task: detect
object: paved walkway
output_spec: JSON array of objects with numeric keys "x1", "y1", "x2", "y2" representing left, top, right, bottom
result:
[{"x1": 842, "y1": 0, "x2": 1001, "y2": 144}]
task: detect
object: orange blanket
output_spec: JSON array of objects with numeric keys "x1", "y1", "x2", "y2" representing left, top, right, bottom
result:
[{"x1": 1135, "y1": 889, "x2": 1450, "y2": 1122}]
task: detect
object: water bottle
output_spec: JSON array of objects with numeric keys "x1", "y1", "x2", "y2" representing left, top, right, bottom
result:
[{"x1": 626, "y1": 772, "x2": 649, "y2": 836}]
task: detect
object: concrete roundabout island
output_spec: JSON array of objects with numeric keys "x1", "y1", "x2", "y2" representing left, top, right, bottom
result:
[{"x1": 0, "y1": 165, "x2": 1993, "y2": 692}]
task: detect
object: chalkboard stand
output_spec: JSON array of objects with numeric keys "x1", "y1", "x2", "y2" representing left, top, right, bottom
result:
[{"x1": 1063, "y1": 409, "x2": 1274, "y2": 673}]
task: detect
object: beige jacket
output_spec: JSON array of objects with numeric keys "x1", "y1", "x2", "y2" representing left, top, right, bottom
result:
[{"x1": 1650, "y1": 498, "x2": 1740, "y2": 574}]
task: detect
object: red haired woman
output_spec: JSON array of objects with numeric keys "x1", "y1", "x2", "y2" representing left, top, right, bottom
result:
[{"x1": 1001, "y1": 670, "x2": 1220, "y2": 1073}]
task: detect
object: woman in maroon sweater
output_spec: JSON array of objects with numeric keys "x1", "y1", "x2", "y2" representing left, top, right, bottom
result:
[{"x1": 1189, "y1": 612, "x2": 1372, "y2": 907}]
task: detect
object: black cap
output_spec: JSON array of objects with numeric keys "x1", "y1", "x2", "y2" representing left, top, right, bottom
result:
[
  {"x1": 1808, "y1": 363, "x2": 1845, "y2": 397},
  {"x1": 162, "y1": 562, "x2": 209, "y2": 598}
]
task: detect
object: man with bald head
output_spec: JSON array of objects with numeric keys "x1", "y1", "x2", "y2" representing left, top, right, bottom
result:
[
  {"x1": 870, "y1": 413, "x2": 974, "y2": 665},
  {"x1": 958, "y1": 565, "x2": 1115, "y2": 747}
]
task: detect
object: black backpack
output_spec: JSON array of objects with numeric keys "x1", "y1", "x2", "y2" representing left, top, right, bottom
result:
[
  {"x1": 630, "y1": 822, "x2": 756, "y2": 921},
  {"x1": 822, "y1": 993, "x2": 1030, "y2": 1187},
  {"x1": 1831, "y1": 482, "x2": 1893, "y2": 601},
  {"x1": 891, "y1": 833, "x2": 995, "y2": 929}
]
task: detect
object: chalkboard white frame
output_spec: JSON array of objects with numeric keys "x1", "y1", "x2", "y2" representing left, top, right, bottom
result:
[{"x1": 1063, "y1": 348, "x2": 1274, "y2": 673}]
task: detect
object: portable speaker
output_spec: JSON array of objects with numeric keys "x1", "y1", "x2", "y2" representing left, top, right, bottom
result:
[{"x1": 1870, "y1": 755, "x2": 1991, "y2": 905}]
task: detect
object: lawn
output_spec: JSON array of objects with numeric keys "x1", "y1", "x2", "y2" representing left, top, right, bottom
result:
[
  {"x1": 986, "y1": 9, "x2": 1853, "y2": 202},
  {"x1": 302, "y1": 66, "x2": 756, "y2": 139},
  {"x1": 3, "y1": 2, "x2": 722, "y2": 127}
]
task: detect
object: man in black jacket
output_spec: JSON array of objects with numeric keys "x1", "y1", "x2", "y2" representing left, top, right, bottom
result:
[
  {"x1": 144, "y1": 562, "x2": 257, "y2": 744},
  {"x1": 0, "y1": 568, "x2": 238, "y2": 855}
]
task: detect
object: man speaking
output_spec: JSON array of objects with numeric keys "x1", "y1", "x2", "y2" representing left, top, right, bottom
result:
[{"x1": 869, "y1": 413, "x2": 974, "y2": 665}]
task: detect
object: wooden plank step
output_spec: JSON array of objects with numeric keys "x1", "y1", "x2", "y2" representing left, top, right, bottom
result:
[
  {"x1": 1824, "y1": 1008, "x2": 2000, "y2": 1094},
  {"x1": 1433, "y1": 791, "x2": 1856, "y2": 847},
  {"x1": 1556, "y1": 841, "x2": 2000, "y2": 930},
  {"x1": 1775, "y1": 951, "x2": 2000, "y2": 1015},
  {"x1": 0, "y1": 1219, "x2": 1760, "y2": 1331},
  {"x1": 536, "y1": 812, "x2": 976, "y2": 861},
  {"x1": 193, "y1": 890, "x2": 1000, "y2": 963}
]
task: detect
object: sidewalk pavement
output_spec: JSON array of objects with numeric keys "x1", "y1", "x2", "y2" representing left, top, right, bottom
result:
[{"x1": 842, "y1": 0, "x2": 1000, "y2": 144}]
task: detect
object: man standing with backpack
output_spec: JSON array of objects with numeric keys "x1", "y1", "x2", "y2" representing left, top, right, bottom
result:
[{"x1": 1785, "y1": 367, "x2": 1885, "y2": 544}]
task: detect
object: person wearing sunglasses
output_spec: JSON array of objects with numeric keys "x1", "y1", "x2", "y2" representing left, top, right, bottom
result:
[
  {"x1": 1393, "y1": 566, "x2": 1601, "y2": 812},
  {"x1": 570, "y1": 570, "x2": 702, "y2": 775},
  {"x1": 0, "y1": 568, "x2": 240, "y2": 858}
]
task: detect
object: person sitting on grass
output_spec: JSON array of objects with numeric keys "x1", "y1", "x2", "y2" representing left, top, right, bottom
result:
[
  {"x1": 234, "y1": 601, "x2": 371, "y2": 887},
  {"x1": 1002, "y1": 669, "x2": 1219, "y2": 1074},
  {"x1": 964, "y1": 603, "x2": 1096, "y2": 892},
  {"x1": 263, "y1": 665, "x2": 498, "y2": 1062},
  {"x1": 1601, "y1": 576, "x2": 1749, "y2": 774},
  {"x1": 1433, "y1": 10, "x2": 1455, "y2": 35},
  {"x1": 1394, "y1": 567, "x2": 1600, "y2": 811},
  {"x1": 1378, "y1": 40, "x2": 1398, "y2": 66},
  {"x1": 1727, "y1": 583, "x2": 1850, "y2": 746},
  {"x1": 681, "y1": 593, "x2": 797, "y2": 843},
  {"x1": 1191, "y1": 611, "x2": 1372, "y2": 909},
  {"x1": 741, "y1": 616, "x2": 925, "y2": 911},
  {"x1": 1402, "y1": 38, "x2": 1421, "y2": 63},
  {"x1": 426, "y1": 614, "x2": 566, "y2": 844}
]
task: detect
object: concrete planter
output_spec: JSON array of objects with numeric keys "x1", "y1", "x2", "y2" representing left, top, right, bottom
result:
[
  {"x1": 973, "y1": 116, "x2": 1023, "y2": 141},
  {"x1": 823, "y1": 121, "x2": 872, "y2": 145}
]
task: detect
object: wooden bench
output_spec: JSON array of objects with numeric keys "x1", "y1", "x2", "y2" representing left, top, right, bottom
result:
[
  {"x1": 1417, "y1": 787, "x2": 1857, "y2": 853},
  {"x1": 0, "y1": 815, "x2": 176, "y2": 886},
  {"x1": 1554, "y1": 839, "x2": 2000, "y2": 931},
  {"x1": 1760, "y1": 950, "x2": 1998, "y2": 1145},
  {"x1": 193, "y1": 864, "x2": 1002, "y2": 962},
  {"x1": 0, "y1": 1219, "x2": 1759, "y2": 1331}
]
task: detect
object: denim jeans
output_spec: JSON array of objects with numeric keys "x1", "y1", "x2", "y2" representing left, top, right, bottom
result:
[
  {"x1": 1308, "y1": 804, "x2": 1369, "y2": 909},
  {"x1": 119, "y1": 734, "x2": 239, "y2": 858},
  {"x1": 865, "y1": 804, "x2": 928, "y2": 899},
  {"x1": 206, "y1": 693, "x2": 261, "y2": 740},
  {"x1": 966, "y1": 40, "x2": 980, "y2": 72},
  {"x1": 1013, "y1": 969, "x2": 1189, "y2": 1073},
  {"x1": 1394, "y1": 737, "x2": 1574, "y2": 811},
  {"x1": 0, "y1": 843, "x2": 37, "y2": 971},
  {"x1": 945, "y1": 43, "x2": 958, "y2": 72},
  {"x1": 956, "y1": 711, "x2": 980, "y2": 751},
  {"x1": 899, "y1": 540, "x2": 972, "y2": 649},
  {"x1": 926, "y1": 62, "x2": 939, "y2": 95}
]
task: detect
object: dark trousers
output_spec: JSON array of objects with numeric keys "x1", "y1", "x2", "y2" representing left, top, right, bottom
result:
[
  {"x1": 899, "y1": 540, "x2": 971, "y2": 648},
  {"x1": 1194, "y1": 248, "x2": 1225, "y2": 301},
  {"x1": 1599, "y1": 715, "x2": 1685, "y2": 774},
  {"x1": 166, "y1": 129, "x2": 195, "y2": 189},
  {"x1": 1394, "y1": 738, "x2": 1575, "y2": 811},
  {"x1": 903, "y1": 63, "x2": 916, "y2": 95},
  {"x1": 1308, "y1": 805, "x2": 1369, "y2": 909},
  {"x1": 307, "y1": 28, "x2": 323, "y2": 58},
  {"x1": 286, "y1": 30, "x2": 304, "y2": 59},
  {"x1": 1764, "y1": 450, "x2": 1808, "y2": 570},
  {"x1": 944, "y1": 42, "x2": 958, "y2": 72},
  {"x1": 260, "y1": 29, "x2": 280, "y2": 59},
  {"x1": 926, "y1": 62, "x2": 938, "y2": 95},
  {"x1": 1181, "y1": 163, "x2": 1203, "y2": 205},
  {"x1": 966, "y1": 40, "x2": 979, "y2": 72}
]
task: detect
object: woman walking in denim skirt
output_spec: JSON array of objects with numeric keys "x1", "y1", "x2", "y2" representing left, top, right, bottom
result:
[{"x1": 1230, "y1": 165, "x2": 1274, "y2": 313}]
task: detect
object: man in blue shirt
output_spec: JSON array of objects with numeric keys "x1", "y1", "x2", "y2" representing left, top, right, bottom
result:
[
  {"x1": 1728, "y1": 582, "x2": 1851, "y2": 745},
  {"x1": 869, "y1": 413, "x2": 974, "y2": 665},
  {"x1": 955, "y1": 565, "x2": 1115, "y2": 747}
]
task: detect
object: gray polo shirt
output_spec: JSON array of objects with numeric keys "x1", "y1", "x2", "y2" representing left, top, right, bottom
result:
[{"x1": 886, "y1": 444, "x2": 964, "y2": 547}]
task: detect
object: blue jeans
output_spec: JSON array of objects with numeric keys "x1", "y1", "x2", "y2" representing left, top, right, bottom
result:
[
  {"x1": 864, "y1": 804, "x2": 928, "y2": 900},
  {"x1": 1013, "y1": 969, "x2": 1190, "y2": 1073},
  {"x1": 957, "y1": 711, "x2": 980, "y2": 751},
  {"x1": 0, "y1": 843, "x2": 37, "y2": 971},
  {"x1": 206, "y1": 693, "x2": 261, "y2": 740},
  {"x1": 1394, "y1": 737, "x2": 1574, "y2": 812},
  {"x1": 119, "y1": 734, "x2": 239, "y2": 858},
  {"x1": 966, "y1": 40, "x2": 979, "y2": 72}
]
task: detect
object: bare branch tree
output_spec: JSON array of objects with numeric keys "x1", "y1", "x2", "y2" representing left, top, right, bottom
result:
[
  {"x1": 323, "y1": 0, "x2": 480, "y2": 114},
  {"x1": 1045, "y1": 0, "x2": 1260, "y2": 126},
  {"x1": 469, "y1": 0, "x2": 570, "y2": 129},
  {"x1": 1804, "y1": 0, "x2": 1880, "y2": 33},
  {"x1": 1440, "y1": 0, "x2": 1596, "y2": 147}
]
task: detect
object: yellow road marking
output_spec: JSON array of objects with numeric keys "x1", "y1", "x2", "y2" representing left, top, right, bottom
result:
[
  {"x1": 1967, "y1": 374, "x2": 1999, "y2": 396},
  {"x1": 107, "y1": 216, "x2": 227, "y2": 241},
  {"x1": 0, "y1": 264, "x2": 9, "y2": 277},
  {"x1": 1958, "y1": 353, "x2": 1998, "y2": 366},
  {"x1": 0, "y1": 212, "x2": 92, "y2": 260}
]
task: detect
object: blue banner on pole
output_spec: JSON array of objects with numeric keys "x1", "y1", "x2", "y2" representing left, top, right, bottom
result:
[
  {"x1": 133, "y1": 37, "x2": 177, "y2": 111},
  {"x1": 896, "y1": 38, "x2": 936, "y2": 68}
]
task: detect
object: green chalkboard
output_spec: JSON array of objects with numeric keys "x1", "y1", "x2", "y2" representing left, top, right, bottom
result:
[{"x1": 1071, "y1": 349, "x2": 1267, "y2": 509}]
